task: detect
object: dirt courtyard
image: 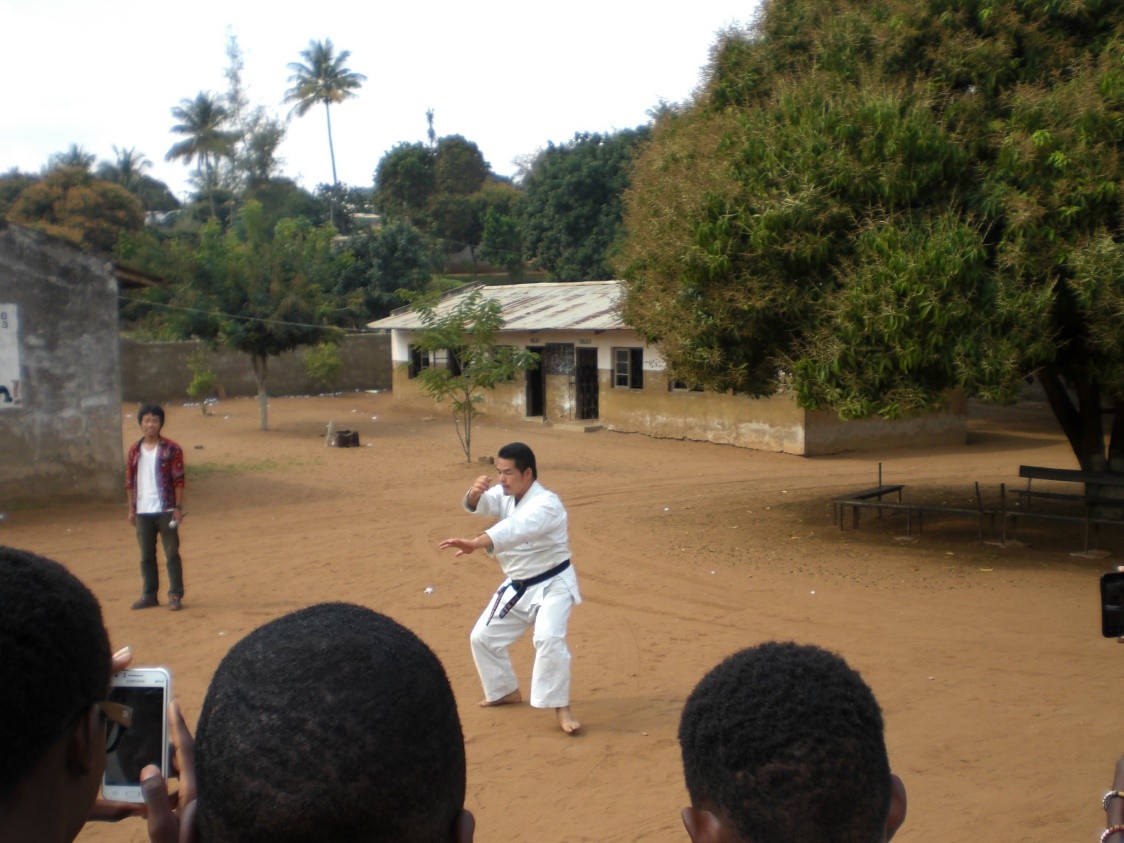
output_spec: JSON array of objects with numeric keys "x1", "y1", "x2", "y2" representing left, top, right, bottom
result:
[{"x1": 4, "y1": 392, "x2": 1119, "y2": 842}]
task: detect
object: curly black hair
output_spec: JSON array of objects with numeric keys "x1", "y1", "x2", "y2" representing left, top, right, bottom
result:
[
  {"x1": 679, "y1": 642, "x2": 891, "y2": 843},
  {"x1": 0, "y1": 546, "x2": 111, "y2": 800},
  {"x1": 194, "y1": 603, "x2": 466, "y2": 843}
]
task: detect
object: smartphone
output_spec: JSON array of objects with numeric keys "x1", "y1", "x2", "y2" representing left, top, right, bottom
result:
[
  {"x1": 102, "y1": 667, "x2": 172, "y2": 803},
  {"x1": 1101, "y1": 571, "x2": 1124, "y2": 638}
]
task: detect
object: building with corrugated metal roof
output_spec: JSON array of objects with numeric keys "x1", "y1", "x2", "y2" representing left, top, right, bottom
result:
[{"x1": 369, "y1": 281, "x2": 966, "y2": 455}]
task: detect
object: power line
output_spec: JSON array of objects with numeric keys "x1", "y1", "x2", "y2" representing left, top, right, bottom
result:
[{"x1": 118, "y1": 295, "x2": 347, "y2": 333}]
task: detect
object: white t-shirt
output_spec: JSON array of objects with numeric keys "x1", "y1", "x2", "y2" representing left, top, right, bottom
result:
[{"x1": 135, "y1": 445, "x2": 163, "y2": 514}]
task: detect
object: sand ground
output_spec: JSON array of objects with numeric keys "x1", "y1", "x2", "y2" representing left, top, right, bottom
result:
[{"x1": 5, "y1": 392, "x2": 1120, "y2": 843}]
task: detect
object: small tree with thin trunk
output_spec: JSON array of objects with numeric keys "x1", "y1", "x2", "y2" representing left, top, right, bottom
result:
[
  {"x1": 167, "y1": 201, "x2": 340, "y2": 429},
  {"x1": 407, "y1": 290, "x2": 537, "y2": 462}
]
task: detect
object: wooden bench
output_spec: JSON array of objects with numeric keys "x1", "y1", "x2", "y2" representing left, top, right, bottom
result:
[
  {"x1": 909, "y1": 483, "x2": 997, "y2": 542},
  {"x1": 835, "y1": 482, "x2": 996, "y2": 541},
  {"x1": 1002, "y1": 466, "x2": 1124, "y2": 551},
  {"x1": 833, "y1": 463, "x2": 905, "y2": 528}
]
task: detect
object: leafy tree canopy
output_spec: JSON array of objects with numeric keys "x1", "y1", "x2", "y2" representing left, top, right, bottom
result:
[
  {"x1": 521, "y1": 128, "x2": 649, "y2": 281},
  {"x1": 7, "y1": 167, "x2": 144, "y2": 252},
  {"x1": 331, "y1": 218, "x2": 434, "y2": 326},
  {"x1": 373, "y1": 135, "x2": 502, "y2": 268},
  {"x1": 164, "y1": 200, "x2": 340, "y2": 428},
  {"x1": 617, "y1": 0, "x2": 1124, "y2": 471}
]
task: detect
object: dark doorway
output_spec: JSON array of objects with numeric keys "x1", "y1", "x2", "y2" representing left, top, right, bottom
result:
[
  {"x1": 525, "y1": 346, "x2": 544, "y2": 417},
  {"x1": 576, "y1": 347, "x2": 599, "y2": 420}
]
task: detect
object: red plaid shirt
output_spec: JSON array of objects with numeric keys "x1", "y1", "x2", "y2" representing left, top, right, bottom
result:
[{"x1": 125, "y1": 437, "x2": 185, "y2": 511}]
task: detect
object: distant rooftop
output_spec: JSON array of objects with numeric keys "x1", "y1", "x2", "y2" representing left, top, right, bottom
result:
[{"x1": 368, "y1": 280, "x2": 626, "y2": 332}]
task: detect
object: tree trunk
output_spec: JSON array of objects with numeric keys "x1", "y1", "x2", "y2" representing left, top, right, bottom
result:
[
  {"x1": 1037, "y1": 365, "x2": 1108, "y2": 472},
  {"x1": 324, "y1": 102, "x2": 338, "y2": 186},
  {"x1": 251, "y1": 353, "x2": 269, "y2": 431}
]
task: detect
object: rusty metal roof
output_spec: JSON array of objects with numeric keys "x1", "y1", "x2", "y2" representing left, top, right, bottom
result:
[{"x1": 368, "y1": 280, "x2": 626, "y2": 332}]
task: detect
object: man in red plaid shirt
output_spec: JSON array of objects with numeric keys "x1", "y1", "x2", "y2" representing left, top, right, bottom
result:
[{"x1": 124, "y1": 404, "x2": 186, "y2": 611}]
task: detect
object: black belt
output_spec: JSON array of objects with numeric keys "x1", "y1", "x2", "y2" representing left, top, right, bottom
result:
[{"x1": 486, "y1": 559, "x2": 571, "y2": 625}]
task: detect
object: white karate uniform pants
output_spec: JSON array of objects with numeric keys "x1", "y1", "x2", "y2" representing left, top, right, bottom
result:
[{"x1": 470, "y1": 573, "x2": 576, "y2": 709}]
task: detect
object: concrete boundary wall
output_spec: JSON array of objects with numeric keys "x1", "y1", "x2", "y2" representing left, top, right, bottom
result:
[
  {"x1": 121, "y1": 333, "x2": 391, "y2": 405},
  {"x1": 0, "y1": 224, "x2": 123, "y2": 505}
]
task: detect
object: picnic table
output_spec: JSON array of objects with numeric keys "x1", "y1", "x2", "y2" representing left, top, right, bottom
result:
[{"x1": 1003, "y1": 465, "x2": 1124, "y2": 551}]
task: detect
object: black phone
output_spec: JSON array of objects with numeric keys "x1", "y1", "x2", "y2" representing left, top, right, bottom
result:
[{"x1": 1101, "y1": 571, "x2": 1124, "y2": 638}]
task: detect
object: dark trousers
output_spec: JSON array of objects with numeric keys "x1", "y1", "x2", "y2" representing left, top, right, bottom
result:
[{"x1": 135, "y1": 512, "x2": 184, "y2": 597}]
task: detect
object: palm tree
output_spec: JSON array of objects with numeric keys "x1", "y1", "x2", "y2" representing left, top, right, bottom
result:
[
  {"x1": 166, "y1": 92, "x2": 238, "y2": 217},
  {"x1": 97, "y1": 146, "x2": 151, "y2": 193},
  {"x1": 284, "y1": 39, "x2": 366, "y2": 186},
  {"x1": 48, "y1": 143, "x2": 95, "y2": 172}
]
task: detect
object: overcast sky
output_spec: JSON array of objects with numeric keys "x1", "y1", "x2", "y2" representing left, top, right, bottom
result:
[{"x1": 1, "y1": 0, "x2": 760, "y2": 200}]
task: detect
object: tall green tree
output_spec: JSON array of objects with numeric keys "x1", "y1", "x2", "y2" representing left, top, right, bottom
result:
[
  {"x1": 476, "y1": 180, "x2": 525, "y2": 274},
  {"x1": 374, "y1": 136, "x2": 500, "y2": 268},
  {"x1": 408, "y1": 289, "x2": 538, "y2": 462},
  {"x1": 331, "y1": 218, "x2": 433, "y2": 325},
  {"x1": 284, "y1": 39, "x2": 366, "y2": 186},
  {"x1": 166, "y1": 201, "x2": 340, "y2": 429},
  {"x1": 166, "y1": 92, "x2": 238, "y2": 218},
  {"x1": 618, "y1": 0, "x2": 1124, "y2": 473},
  {"x1": 373, "y1": 141, "x2": 435, "y2": 220},
  {"x1": 520, "y1": 128, "x2": 648, "y2": 281}
]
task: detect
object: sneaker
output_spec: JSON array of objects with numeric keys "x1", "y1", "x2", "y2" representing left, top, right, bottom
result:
[
  {"x1": 131, "y1": 595, "x2": 158, "y2": 610},
  {"x1": 168, "y1": 596, "x2": 183, "y2": 612}
]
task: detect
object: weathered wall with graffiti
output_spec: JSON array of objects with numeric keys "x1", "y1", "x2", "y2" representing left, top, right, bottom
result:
[{"x1": 0, "y1": 223, "x2": 123, "y2": 506}]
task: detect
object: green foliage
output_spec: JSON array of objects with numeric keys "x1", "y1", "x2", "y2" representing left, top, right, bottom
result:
[
  {"x1": 0, "y1": 169, "x2": 38, "y2": 218},
  {"x1": 374, "y1": 142, "x2": 435, "y2": 218},
  {"x1": 478, "y1": 185, "x2": 525, "y2": 275},
  {"x1": 303, "y1": 341, "x2": 343, "y2": 390},
  {"x1": 47, "y1": 144, "x2": 95, "y2": 172},
  {"x1": 185, "y1": 348, "x2": 218, "y2": 413},
  {"x1": 373, "y1": 136, "x2": 500, "y2": 269},
  {"x1": 331, "y1": 218, "x2": 434, "y2": 326},
  {"x1": 434, "y1": 135, "x2": 489, "y2": 195},
  {"x1": 166, "y1": 92, "x2": 239, "y2": 218},
  {"x1": 408, "y1": 289, "x2": 538, "y2": 461},
  {"x1": 617, "y1": 0, "x2": 1124, "y2": 469},
  {"x1": 520, "y1": 128, "x2": 649, "y2": 281},
  {"x1": 164, "y1": 201, "x2": 341, "y2": 429},
  {"x1": 7, "y1": 167, "x2": 144, "y2": 252},
  {"x1": 284, "y1": 39, "x2": 366, "y2": 185}
]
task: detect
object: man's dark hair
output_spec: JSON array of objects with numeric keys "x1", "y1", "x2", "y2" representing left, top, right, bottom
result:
[
  {"x1": 497, "y1": 441, "x2": 537, "y2": 479},
  {"x1": 679, "y1": 642, "x2": 892, "y2": 843},
  {"x1": 136, "y1": 403, "x2": 165, "y2": 427},
  {"x1": 0, "y1": 546, "x2": 111, "y2": 800},
  {"x1": 195, "y1": 602, "x2": 466, "y2": 843}
]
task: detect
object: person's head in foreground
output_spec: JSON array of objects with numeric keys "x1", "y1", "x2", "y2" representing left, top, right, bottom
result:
[
  {"x1": 194, "y1": 602, "x2": 474, "y2": 843},
  {"x1": 678, "y1": 641, "x2": 907, "y2": 843},
  {"x1": 0, "y1": 545, "x2": 114, "y2": 843}
]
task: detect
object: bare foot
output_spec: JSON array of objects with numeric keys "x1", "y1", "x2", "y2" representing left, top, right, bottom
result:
[
  {"x1": 479, "y1": 689, "x2": 522, "y2": 708},
  {"x1": 556, "y1": 706, "x2": 581, "y2": 734}
]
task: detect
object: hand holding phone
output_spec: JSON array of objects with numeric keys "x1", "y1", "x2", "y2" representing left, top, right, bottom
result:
[
  {"x1": 102, "y1": 667, "x2": 172, "y2": 804},
  {"x1": 140, "y1": 699, "x2": 198, "y2": 843}
]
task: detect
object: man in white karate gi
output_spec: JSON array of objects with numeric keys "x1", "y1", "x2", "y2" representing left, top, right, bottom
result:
[{"x1": 440, "y1": 441, "x2": 582, "y2": 734}]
